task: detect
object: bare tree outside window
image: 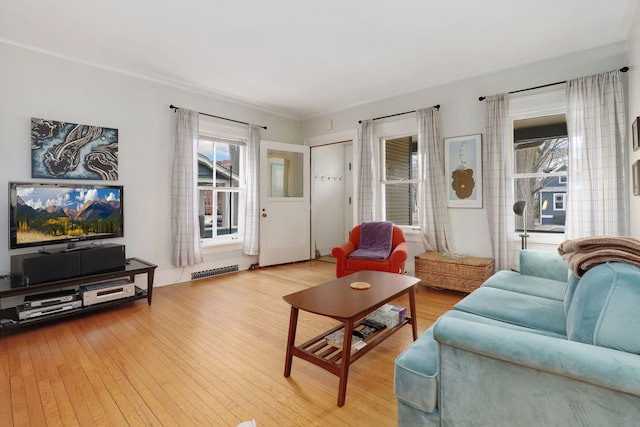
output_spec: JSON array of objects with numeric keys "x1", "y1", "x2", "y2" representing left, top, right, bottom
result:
[{"x1": 513, "y1": 115, "x2": 568, "y2": 233}]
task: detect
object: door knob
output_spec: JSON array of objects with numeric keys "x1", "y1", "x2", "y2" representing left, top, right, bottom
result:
[{"x1": 262, "y1": 213, "x2": 267, "y2": 218}]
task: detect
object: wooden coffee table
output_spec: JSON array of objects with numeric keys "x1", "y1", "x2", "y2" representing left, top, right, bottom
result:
[{"x1": 283, "y1": 270, "x2": 420, "y2": 406}]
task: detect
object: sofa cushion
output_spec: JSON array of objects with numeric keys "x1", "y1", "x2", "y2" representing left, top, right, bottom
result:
[
  {"x1": 481, "y1": 270, "x2": 567, "y2": 301},
  {"x1": 566, "y1": 262, "x2": 640, "y2": 354},
  {"x1": 519, "y1": 249, "x2": 569, "y2": 282},
  {"x1": 454, "y1": 287, "x2": 567, "y2": 336}
]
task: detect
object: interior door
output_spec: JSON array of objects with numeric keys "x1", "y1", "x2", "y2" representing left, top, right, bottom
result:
[
  {"x1": 310, "y1": 142, "x2": 353, "y2": 258},
  {"x1": 259, "y1": 141, "x2": 310, "y2": 267}
]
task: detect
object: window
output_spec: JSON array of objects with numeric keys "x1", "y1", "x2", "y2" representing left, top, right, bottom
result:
[
  {"x1": 381, "y1": 135, "x2": 418, "y2": 227},
  {"x1": 553, "y1": 193, "x2": 566, "y2": 211},
  {"x1": 513, "y1": 114, "x2": 568, "y2": 233},
  {"x1": 197, "y1": 136, "x2": 245, "y2": 242}
]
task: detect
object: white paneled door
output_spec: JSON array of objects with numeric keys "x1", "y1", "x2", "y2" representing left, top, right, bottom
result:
[{"x1": 259, "y1": 141, "x2": 310, "y2": 267}]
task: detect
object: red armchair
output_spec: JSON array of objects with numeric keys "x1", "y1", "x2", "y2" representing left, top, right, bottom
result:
[{"x1": 331, "y1": 224, "x2": 408, "y2": 278}]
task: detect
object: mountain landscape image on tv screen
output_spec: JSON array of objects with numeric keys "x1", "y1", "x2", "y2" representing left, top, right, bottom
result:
[{"x1": 13, "y1": 184, "x2": 122, "y2": 247}]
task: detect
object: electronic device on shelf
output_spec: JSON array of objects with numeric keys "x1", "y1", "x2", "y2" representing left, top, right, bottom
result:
[
  {"x1": 81, "y1": 279, "x2": 135, "y2": 306},
  {"x1": 9, "y1": 181, "x2": 124, "y2": 251},
  {"x1": 17, "y1": 300, "x2": 82, "y2": 320},
  {"x1": 23, "y1": 289, "x2": 78, "y2": 309},
  {"x1": 10, "y1": 243, "x2": 126, "y2": 285}
]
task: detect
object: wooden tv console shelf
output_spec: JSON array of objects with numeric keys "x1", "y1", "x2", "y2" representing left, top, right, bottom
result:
[{"x1": 0, "y1": 257, "x2": 156, "y2": 332}]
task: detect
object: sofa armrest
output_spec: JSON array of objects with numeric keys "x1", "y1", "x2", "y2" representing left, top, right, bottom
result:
[
  {"x1": 433, "y1": 317, "x2": 640, "y2": 396},
  {"x1": 520, "y1": 249, "x2": 568, "y2": 282}
]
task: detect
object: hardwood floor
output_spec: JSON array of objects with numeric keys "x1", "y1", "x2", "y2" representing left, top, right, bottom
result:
[{"x1": 0, "y1": 261, "x2": 464, "y2": 427}]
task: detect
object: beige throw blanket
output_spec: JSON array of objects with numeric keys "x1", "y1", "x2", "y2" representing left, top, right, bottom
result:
[{"x1": 558, "y1": 236, "x2": 640, "y2": 277}]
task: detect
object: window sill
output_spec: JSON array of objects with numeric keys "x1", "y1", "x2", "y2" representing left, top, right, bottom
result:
[
  {"x1": 518, "y1": 231, "x2": 565, "y2": 249},
  {"x1": 201, "y1": 239, "x2": 244, "y2": 254},
  {"x1": 400, "y1": 226, "x2": 421, "y2": 234},
  {"x1": 398, "y1": 226, "x2": 422, "y2": 242}
]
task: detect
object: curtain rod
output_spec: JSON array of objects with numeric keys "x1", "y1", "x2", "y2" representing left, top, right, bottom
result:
[
  {"x1": 478, "y1": 66, "x2": 629, "y2": 101},
  {"x1": 358, "y1": 104, "x2": 441, "y2": 124},
  {"x1": 169, "y1": 104, "x2": 267, "y2": 130}
]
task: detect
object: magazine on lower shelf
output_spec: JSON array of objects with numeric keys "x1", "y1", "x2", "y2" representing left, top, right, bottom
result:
[{"x1": 325, "y1": 330, "x2": 367, "y2": 353}]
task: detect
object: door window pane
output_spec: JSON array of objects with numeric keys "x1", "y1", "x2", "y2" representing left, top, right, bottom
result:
[{"x1": 267, "y1": 150, "x2": 303, "y2": 197}]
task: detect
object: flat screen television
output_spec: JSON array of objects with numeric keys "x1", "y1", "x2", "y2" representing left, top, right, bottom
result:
[{"x1": 9, "y1": 182, "x2": 124, "y2": 250}]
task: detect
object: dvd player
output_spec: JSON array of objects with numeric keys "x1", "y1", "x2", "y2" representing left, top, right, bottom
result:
[
  {"x1": 17, "y1": 300, "x2": 82, "y2": 320},
  {"x1": 24, "y1": 289, "x2": 78, "y2": 309}
]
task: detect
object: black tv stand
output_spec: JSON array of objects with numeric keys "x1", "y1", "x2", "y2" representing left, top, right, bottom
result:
[
  {"x1": 39, "y1": 242, "x2": 96, "y2": 254},
  {"x1": 62, "y1": 244, "x2": 93, "y2": 253},
  {"x1": 0, "y1": 257, "x2": 157, "y2": 332}
]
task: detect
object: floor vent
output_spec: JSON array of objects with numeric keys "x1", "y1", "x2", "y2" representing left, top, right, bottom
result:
[{"x1": 191, "y1": 264, "x2": 239, "y2": 281}]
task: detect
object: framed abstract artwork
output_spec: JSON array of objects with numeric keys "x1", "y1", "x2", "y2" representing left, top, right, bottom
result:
[
  {"x1": 444, "y1": 134, "x2": 483, "y2": 208},
  {"x1": 31, "y1": 117, "x2": 119, "y2": 180}
]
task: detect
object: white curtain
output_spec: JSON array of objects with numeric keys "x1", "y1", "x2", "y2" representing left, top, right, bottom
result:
[
  {"x1": 243, "y1": 125, "x2": 261, "y2": 255},
  {"x1": 565, "y1": 70, "x2": 627, "y2": 238},
  {"x1": 416, "y1": 107, "x2": 452, "y2": 253},
  {"x1": 484, "y1": 94, "x2": 515, "y2": 271},
  {"x1": 356, "y1": 120, "x2": 376, "y2": 223},
  {"x1": 171, "y1": 108, "x2": 203, "y2": 267}
]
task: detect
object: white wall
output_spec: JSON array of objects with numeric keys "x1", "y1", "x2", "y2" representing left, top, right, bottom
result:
[
  {"x1": 0, "y1": 42, "x2": 300, "y2": 287},
  {"x1": 301, "y1": 42, "x2": 630, "y2": 261},
  {"x1": 2, "y1": 37, "x2": 635, "y2": 288},
  {"x1": 629, "y1": 7, "x2": 640, "y2": 239}
]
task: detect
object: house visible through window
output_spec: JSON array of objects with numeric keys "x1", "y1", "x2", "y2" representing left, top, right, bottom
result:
[
  {"x1": 513, "y1": 114, "x2": 568, "y2": 233},
  {"x1": 381, "y1": 135, "x2": 418, "y2": 227},
  {"x1": 197, "y1": 136, "x2": 244, "y2": 242},
  {"x1": 553, "y1": 193, "x2": 566, "y2": 211}
]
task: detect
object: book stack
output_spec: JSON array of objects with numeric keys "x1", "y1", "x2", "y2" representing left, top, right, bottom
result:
[{"x1": 325, "y1": 330, "x2": 367, "y2": 353}]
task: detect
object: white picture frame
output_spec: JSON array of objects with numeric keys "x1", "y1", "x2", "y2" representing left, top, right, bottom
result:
[
  {"x1": 444, "y1": 134, "x2": 483, "y2": 208},
  {"x1": 634, "y1": 160, "x2": 640, "y2": 196},
  {"x1": 633, "y1": 117, "x2": 639, "y2": 151}
]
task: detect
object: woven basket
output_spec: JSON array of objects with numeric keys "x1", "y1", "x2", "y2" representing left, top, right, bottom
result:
[{"x1": 415, "y1": 252, "x2": 494, "y2": 293}]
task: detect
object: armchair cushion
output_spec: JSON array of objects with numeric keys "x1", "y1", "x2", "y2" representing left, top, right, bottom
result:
[{"x1": 349, "y1": 221, "x2": 393, "y2": 260}]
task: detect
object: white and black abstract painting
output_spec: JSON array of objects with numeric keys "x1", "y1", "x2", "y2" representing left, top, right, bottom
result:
[{"x1": 31, "y1": 118, "x2": 119, "y2": 180}]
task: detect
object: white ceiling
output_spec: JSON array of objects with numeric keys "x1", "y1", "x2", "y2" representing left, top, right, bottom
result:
[{"x1": 0, "y1": 1, "x2": 637, "y2": 119}]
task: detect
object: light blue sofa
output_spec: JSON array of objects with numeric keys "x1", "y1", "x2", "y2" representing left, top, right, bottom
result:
[{"x1": 394, "y1": 250, "x2": 640, "y2": 426}]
